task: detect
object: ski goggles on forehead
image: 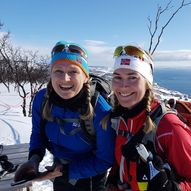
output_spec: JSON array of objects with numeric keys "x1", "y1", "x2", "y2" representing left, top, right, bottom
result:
[
  {"x1": 114, "y1": 45, "x2": 150, "y2": 63},
  {"x1": 51, "y1": 43, "x2": 88, "y2": 60}
]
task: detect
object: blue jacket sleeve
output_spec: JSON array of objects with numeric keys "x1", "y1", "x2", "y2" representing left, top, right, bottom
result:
[
  {"x1": 69, "y1": 95, "x2": 116, "y2": 179},
  {"x1": 28, "y1": 89, "x2": 46, "y2": 161}
]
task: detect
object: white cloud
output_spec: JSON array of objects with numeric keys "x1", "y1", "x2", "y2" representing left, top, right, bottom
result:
[
  {"x1": 153, "y1": 50, "x2": 191, "y2": 68},
  {"x1": 1, "y1": 34, "x2": 191, "y2": 68},
  {"x1": 84, "y1": 41, "x2": 191, "y2": 67},
  {"x1": 153, "y1": 50, "x2": 191, "y2": 62},
  {"x1": 0, "y1": 32, "x2": 51, "y2": 58},
  {"x1": 12, "y1": 41, "x2": 51, "y2": 57},
  {"x1": 84, "y1": 40, "x2": 114, "y2": 67}
]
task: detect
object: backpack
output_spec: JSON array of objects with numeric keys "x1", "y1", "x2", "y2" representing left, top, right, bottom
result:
[
  {"x1": 167, "y1": 98, "x2": 191, "y2": 126},
  {"x1": 40, "y1": 73, "x2": 112, "y2": 149},
  {"x1": 151, "y1": 98, "x2": 191, "y2": 128}
]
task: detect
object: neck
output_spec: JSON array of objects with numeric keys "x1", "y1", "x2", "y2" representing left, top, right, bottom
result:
[
  {"x1": 113, "y1": 98, "x2": 147, "y2": 119},
  {"x1": 49, "y1": 87, "x2": 86, "y2": 111}
]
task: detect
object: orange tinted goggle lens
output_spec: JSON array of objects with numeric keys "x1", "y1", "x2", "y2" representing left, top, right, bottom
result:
[
  {"x1": 51, "y1": 44, "x2": 87, "y2": 60},
  {"x1": 114, "y1": 46, "x2": 144, "y2": 59}
]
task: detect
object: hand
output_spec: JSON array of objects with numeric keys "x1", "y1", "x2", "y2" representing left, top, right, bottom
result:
[
  {"x1": 147, "y1": 170, "x2": 173, "y2": 191},
  {"x1": 33, "y1": 160, "x2": 64, "y2": 181},
  {"x1": 147, "y1": 155, "x2": 180, "y2": 191},
  {"x1": 14, "y1": 155, "x2": 40, "y2": 182}
]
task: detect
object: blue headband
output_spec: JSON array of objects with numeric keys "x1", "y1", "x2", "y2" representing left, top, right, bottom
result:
[{"x1": 51, "y1": 41, "x2": 89, "y2": 77}]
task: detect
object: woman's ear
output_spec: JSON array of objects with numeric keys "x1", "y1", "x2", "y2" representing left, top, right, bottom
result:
[{"x1": 84, "y1": 76, "x2": 89, "y2": 83}]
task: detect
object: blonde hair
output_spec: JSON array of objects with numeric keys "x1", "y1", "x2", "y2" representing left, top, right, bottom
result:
[
  {"x1": 80, "y1": 79, "x2": 94, "y2": 120},
  {"x1": 100, "y1": 114, "x2": 110, "y2": 130},
  {"x1": 144, "y1": 82, "x2": 155, "y2": 133},
  {"x1": 42, "y1": 81, "x2": 53, "y2": 122}
]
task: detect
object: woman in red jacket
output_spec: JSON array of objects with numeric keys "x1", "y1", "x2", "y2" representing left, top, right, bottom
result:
[{"x1": 106, "y1": 45, "x2": 191, "y2": 191}]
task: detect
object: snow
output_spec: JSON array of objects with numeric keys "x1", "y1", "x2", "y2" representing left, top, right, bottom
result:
[
  {"x1": 0, "y1": 84, "x2": 53, "y2": 191},
  {"x1": 0, "y1": 82, "x2": 190, "y2": 190}
]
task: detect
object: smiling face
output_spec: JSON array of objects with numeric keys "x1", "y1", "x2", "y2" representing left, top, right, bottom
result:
[
  {"x1": 51, "y1": 61, "x2": 88, "y2": 99},
  {"x1": 112, "y1": 68, "x2": 147, "y2": 109}
]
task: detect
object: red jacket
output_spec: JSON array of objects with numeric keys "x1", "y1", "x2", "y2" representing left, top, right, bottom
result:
[{"x1": 115, "y1": 99, "x2": 191, "y2": 191}]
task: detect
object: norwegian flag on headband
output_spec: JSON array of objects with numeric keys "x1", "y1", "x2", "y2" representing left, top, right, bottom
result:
[{"x1": 120, "y1": 58, "x2": 130, "y2": 65}]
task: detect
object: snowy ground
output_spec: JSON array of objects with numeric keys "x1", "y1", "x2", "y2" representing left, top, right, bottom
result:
[
  {"x1": 0, "y1": 83, "x2": 190, "y2": 190},
  {"x1": 0, "y1": 84, "x2": 53, "y2": 191}
]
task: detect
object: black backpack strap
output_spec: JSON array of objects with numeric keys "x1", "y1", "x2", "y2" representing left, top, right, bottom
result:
[
  {"x1": 80, "y1": 120, "x2": 96, "y2": 147},
  {"x1": 90, "y1": 88, "x2": 100, "y2": 109},
  {"x1": 58, "y1": 118, "x2": 81, "y2": 136}
]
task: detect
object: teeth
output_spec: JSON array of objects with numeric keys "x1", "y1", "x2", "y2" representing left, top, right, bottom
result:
[
  {"x1": 59, "y1": 85, "x2": 73, "y2": 90},
  {"x1": 60, "y1": 85, "x2": 72, "y2": 88},
  {"x1": 120, "y1": 93, "x2": 131, "y2": 96}
]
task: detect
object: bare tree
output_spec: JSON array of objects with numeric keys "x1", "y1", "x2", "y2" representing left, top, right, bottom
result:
[
  {"x1": 9, "y1": 49, "x2": 49, "y2": 117},
  {"x1": 6, "y1": 47, "x2": 30, "y2": 116},
  {"x1": 148, "y1": 0, "x2": 191, "y2": 55},
  {"x1": 23, "y1": 50, "x2": 49, "y2": 117},
  {"x1": 0, "y1": 59, "x2": 12, "y2": 92},
  {"x1": 0, "y1": 22, "x2": 49, "y2": 116},
  {"x1": 0, "y1": 26, "x2": 12, "y2": 91}
]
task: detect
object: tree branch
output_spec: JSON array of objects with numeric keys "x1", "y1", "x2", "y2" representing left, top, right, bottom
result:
[{"x1": 147, "y1": 0, "x2": 191, "y2": 55}]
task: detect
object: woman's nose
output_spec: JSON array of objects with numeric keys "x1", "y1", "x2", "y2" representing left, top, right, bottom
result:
[
  {"x1": 120, "y1": 79, "x2": 130, "y2": 87},
  {"x1": 63, "y1": 73, "x2": 71, "y2": 81}
]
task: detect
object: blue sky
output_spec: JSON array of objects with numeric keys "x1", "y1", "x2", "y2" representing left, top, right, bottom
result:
[{"x1": 1, "y1": 0, "x2": 191, "y2": 68}]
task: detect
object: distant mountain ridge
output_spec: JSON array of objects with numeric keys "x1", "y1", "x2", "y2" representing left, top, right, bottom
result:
[{"x1": 89, "y1": 66, "x2": 191, "y2": 101}]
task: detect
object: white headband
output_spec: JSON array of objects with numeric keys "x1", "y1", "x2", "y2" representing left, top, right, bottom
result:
[{"x1": 114, "y1": 55, "x2": 153, "y2": 84}]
